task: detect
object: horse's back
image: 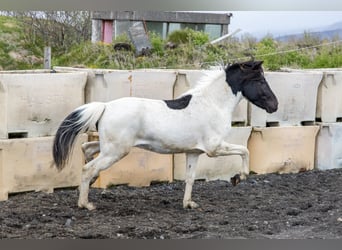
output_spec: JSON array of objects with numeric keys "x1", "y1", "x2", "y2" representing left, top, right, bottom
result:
[{"x1": 98, "y1": 96, "x2": 207, "y2": 153}]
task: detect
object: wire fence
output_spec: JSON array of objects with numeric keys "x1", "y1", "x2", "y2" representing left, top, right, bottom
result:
[
  {"x1": 195, "y1": 38, "x2": 342, "y2": 70},
  {"x1": 232, "y1": 39, "x2": 342, "y2": 62}
]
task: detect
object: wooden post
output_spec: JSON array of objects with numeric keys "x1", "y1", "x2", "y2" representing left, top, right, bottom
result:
[{"x1": 44, "y1": 46, "x2": 51, "y2": 69}]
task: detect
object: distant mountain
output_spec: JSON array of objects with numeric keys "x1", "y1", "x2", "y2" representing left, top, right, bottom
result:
[
  {"x1": 323, "y1": 21, "x2": 342, "y2": 31},
  {"x1": 276, "y1": 20, "x2": 342, "y2": 41}
]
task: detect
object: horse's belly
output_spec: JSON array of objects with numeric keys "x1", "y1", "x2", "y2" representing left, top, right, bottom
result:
[{"x1": 134, "y1": 140, "x2": 203, "y2": 154}]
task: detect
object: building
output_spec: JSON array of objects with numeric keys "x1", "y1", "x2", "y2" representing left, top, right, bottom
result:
[{"x1": 91, "y1": 11, "x2": 232, "y2": 44}]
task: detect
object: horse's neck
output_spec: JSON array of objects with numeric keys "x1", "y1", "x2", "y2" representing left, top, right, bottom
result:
[{"x1": 193, "y1": 71, "x2": 243, "y2": 115}]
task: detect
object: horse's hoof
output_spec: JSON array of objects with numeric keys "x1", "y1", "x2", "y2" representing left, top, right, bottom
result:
[
  {"x1": 183, "y1": 201, "x2": 199, "y2": 209},
  {"x1": 231, "y1": 174, "x2": 241, "y2": 186},
  {"x1": 78, "y1": 201, "x2": 96, "y2": 211},
  {"x1": 240, "y1": 173, "x2": 248, "y2": 180}
]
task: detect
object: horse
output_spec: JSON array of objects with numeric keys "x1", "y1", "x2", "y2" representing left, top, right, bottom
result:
[{"x1": 52, "y1": 60, "x2": 278, "y2": 210}]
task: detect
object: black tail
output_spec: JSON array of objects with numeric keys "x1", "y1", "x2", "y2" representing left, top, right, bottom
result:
[{"x1": 52, "y1": 102, "x2": 105, "y2": 170}]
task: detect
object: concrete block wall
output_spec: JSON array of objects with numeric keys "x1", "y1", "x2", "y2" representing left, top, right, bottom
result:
[
  {"x1": 315, "y1": 70, "x2": 342, "y2": 170},
  {"x1": 0, "y1": 70, "x2": 88, "y2": 200},
  {"x1": 249, "y1": 71, "x2": 323, "y2": 127},
  {"x1": 247, "y1": 71, "x2": 323, "y2": 175},
  {"x1": 1, "y1": 66, "x2": 342, "y2": 198},
  {"x1": 315, "y1": 123, "x2": 342, "y2": 170},
  {"x1": 316, "y1": 71, "x2": 342, "y2": 123},
  {"x1": 248, "y1": 126, "x2": 319, "y2": 174},
  {"x1": 283, "y1": 68, "x2": 342, "y2": 171},
  {"x1": 0, "y1": 71, "x2": 87, "y2": 138},
  {"x1": 0, "y1": 135, "x2": 87, "y2": 201}
]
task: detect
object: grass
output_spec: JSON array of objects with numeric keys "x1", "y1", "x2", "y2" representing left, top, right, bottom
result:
[
  {"x1": 0, "y1": 15, "x2": 43, "y2": 70},
  {"x1": 1, "y1": 15, "x2": 342, "y2": 70}
]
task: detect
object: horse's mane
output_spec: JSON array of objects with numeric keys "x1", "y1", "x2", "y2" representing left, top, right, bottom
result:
[
  {"x1": 196, "y1": 60, "x2": 264, "y2": 89},
  {"x1": 184, "y1": 67, "x2": 225, "y2": 95}
]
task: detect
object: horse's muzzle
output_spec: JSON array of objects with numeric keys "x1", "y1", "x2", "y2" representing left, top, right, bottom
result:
[{"x1": 266, "y1": 100, "x2": 278, "y2": 113}]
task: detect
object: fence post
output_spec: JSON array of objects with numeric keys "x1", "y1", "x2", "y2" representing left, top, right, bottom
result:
[{"x1": 44, "y1": 46, "x2": 51, "y2": 69}]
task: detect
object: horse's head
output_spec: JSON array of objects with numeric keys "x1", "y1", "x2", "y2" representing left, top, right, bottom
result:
[{"x1": 225, "y1": 60, "x2": 278, "y2": 113}]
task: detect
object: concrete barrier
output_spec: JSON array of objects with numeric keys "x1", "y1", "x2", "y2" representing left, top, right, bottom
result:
[
  {"x1": 248, "y1": 126, "x2": 319, "y2": 174},
  {"x1": 315, "y1": 123, "x2": 342, "y2": 170},
  {"x1": 173, "y1": 127, "x2": 252, "y2": 181},
  {"x1": 316, "y1": 71, "x2": 342, "y2": 122},
  {"x1": 0, "y1": 134, "x2": 87, "y2": 201},
  {"x1": 280, "y1": 68, "x2": 342, "y2": 123},
  {"x1": 54, "y1": 67, "x2": 177, "y2": 101},
  {"x1": 0, "y1": 71, "x2": 87, "y2": 138},
  {"x1": 4, "y1": 66, "x2": 342, "y2": 199},
  {"x1": 249, "y1": 72, "x2": 323, "y2": 126}
]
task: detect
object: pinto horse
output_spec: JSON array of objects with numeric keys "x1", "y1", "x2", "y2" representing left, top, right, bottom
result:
[{"x1": 53, "y1": 60, "x2": 278, "y2": 210}]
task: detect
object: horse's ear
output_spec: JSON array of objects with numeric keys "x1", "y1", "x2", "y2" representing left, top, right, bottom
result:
[
  {"x1": 226, "y1": 61, "x2": 239, "y2": 71},
  {"x1": 254, "y1": 61, "x2": 263, "y2": 68}
]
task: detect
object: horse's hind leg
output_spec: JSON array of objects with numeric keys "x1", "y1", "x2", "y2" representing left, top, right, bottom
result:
[
  {"x1": 78, "y1": 146, "x2": 129, "y2": 210},
  {"x1": 81, "y1": 141, "x2": 100, "y2": 162},
  {"x1": 183, "y1": 153, "x2": 200, "y2": 209}
]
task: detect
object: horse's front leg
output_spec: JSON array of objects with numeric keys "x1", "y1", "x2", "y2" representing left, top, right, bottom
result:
[
  {"x1": 210, "y1": 142, "x2": 250, "y2": 183},
  {"x1": 183, "y1": 153, "x2": 200, "y2": 209}
]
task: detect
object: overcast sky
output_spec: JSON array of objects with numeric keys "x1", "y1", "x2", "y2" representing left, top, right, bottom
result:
[{"x1": 228, "y1": 11, "x2": 342, "y2": 38}]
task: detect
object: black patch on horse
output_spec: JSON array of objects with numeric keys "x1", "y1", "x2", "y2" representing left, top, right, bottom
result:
[{"x1": 164, "y1": 95, "x2": 192, "y2": 110}]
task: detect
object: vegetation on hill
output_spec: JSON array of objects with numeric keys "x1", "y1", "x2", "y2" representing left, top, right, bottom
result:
[
  {"x1": 0, "y1": 15, "x2": 43, "y2": 70},
  {"x1": 1, "y1": 14, "x2": 342, "y2": 71}
]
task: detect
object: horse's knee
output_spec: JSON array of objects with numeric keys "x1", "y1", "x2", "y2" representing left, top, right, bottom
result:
[{"x1": 82, "y1": 141, "x2": 100, "y2": 162}]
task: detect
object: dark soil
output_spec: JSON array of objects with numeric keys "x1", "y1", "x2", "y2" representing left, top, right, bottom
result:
[{"x1": 1, "y1": 168, "x2": 342, "y2": 239}]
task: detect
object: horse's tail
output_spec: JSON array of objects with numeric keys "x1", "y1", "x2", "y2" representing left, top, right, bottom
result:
[{"x1": 52, "y1": 102, "x2": 106, "y2": 171}]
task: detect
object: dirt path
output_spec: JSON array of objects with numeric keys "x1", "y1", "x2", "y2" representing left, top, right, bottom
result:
[{"x1": 1, "y1": 168, "x2": 342, "y2": 239}]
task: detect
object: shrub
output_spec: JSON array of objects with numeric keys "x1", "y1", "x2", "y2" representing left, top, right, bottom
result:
[
  {"x1": 149, "y1": 32, "x2": 165, "y2": 56},
  {"x1": 167, "y1": 28, "x2": 209, "y2": 46}
]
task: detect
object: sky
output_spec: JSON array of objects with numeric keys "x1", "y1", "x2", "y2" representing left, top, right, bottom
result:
[{"x1": 228, "y1": 11, "x2": 342, "y2": 38}]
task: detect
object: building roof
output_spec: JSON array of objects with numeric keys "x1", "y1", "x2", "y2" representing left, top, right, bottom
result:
[{"x1": 91, "y1": 11, "x2": 232, "y2": 25}]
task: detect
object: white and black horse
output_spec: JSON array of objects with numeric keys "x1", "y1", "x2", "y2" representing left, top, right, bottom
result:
[{"x1": 53, "y1": 60, "x2": 278, "y2": 210}]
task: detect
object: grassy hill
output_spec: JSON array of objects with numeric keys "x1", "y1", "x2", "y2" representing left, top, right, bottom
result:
[
  {"x1": 277, "y1": 29, "x2": 342, "y2": 42},
  {"x1": 1, "y1": 14, "x2": 342, "y2": 71},
  {"x1": 0, "y1": 15, "x2": 43, "y2": 70}
]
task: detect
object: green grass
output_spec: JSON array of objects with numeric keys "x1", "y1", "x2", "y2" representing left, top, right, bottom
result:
[
  {"x1": 0, "y1": 15, "x2": 43, "y2": 70},
  {"x1": 1, "y1": 14, "x2": 342, "y2": 70}
]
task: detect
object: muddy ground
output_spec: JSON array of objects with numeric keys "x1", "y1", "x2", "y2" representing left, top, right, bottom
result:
[{"x1": 1, "y1": 168, "x2": 342, "y2": 239}]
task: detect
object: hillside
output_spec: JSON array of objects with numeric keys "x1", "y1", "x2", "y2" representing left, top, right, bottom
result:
[
  {"x1": 0, "y1": 15, "x2": 43, "y2": 70},
  {"x1": 0, "y1": 14, "x2": 341, "y2": 71},
  {"x1": 277, "y1": 29, "x2": 342, "y2": 42},
  {"x1": 276, "y1": 20, "x2": 342, "y2": 42}
]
